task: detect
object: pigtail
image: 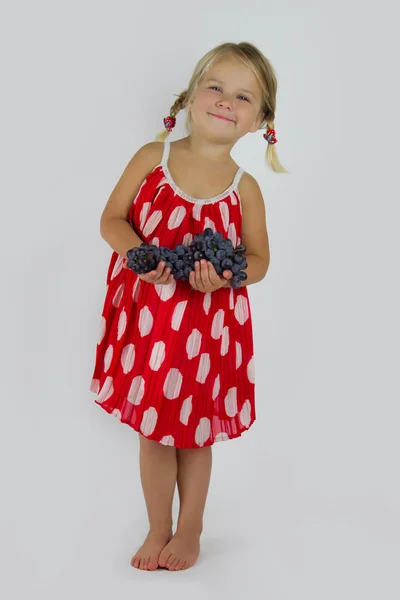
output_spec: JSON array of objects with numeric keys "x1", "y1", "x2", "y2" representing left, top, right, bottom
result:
[
  {"x1": 265, "y1": 119, "x2": 288, "y2": 173},
  {"x1": 155, "y1": 90, "x2": 189, "y2": 141}
]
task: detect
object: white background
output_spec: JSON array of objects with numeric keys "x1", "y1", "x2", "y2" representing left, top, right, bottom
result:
[{"x1": 1, "y1": 0, "x2": 399, "y2": 598}]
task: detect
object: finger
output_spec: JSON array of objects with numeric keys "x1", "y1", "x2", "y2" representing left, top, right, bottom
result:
[
  {"x1": 222, "y1": 270, "x2": 233, "y2": 280},
  {"x1": 189, "y1": 269, "x2": 199, "y2": 290},
  {"x1": 195, "y1": 261, "x2": 207, "y2": 291},
  {"x1": 207, "y1": 262, "x2": 222, "y2": 286},
  {"x1": 152, "y1": 261, "x2": 167, "y2": 281},
  {"x1": 198, "y1": 260, "x2": 210, "y2": 290},
  {"x1": 158, "y1": 268, "x2": 173, "y2": 284}
]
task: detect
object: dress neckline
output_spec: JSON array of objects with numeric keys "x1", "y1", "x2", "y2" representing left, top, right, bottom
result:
[{"x1": 159, "y1": 141, "x2": 244, "y2": 205}]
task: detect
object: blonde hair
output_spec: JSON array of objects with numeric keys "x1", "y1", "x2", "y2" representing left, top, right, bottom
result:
[{"x1": 155, "y1": 41, "x2": 288, "y2": 174}]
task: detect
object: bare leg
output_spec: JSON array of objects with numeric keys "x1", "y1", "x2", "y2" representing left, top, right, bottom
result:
[
  {"x1": 131, "y1": 434, "x2": 177, "y2": 570},
  {"x1": 158, "y1": 445, "x2": 212, "y2": 570}
]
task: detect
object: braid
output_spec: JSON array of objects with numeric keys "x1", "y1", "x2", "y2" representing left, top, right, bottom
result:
[
  {"x1": 155, "y1": 90, "x2": 189, "y2": 141},
  {"x1": 264, "y1": 111, "x2": 288, "y2": 174}
]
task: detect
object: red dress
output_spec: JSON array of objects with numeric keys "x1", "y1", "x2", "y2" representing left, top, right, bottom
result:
[{"x1": 90, "y1": 141, "x2": 256, "y2": 448}]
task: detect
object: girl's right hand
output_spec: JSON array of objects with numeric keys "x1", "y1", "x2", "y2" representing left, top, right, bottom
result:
[{"x1": 136, "y1": 261, "x2": 174, "y2": 286}]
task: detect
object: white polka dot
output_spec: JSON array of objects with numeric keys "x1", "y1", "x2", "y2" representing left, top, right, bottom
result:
[
  {"x1": 221, "y1": 325, "x2": 230, "y2": 356},
  {"x1": 98, "y1": 316, "x2": 106, "y2": 344},
  {"x1": 168, "y1": 205, "x2": 187, "y2": 230},
  {"x1": 196, "y1": 353, "x2": 211, "y2": 384},
  {"x1": 155, "y1": 278, "x2": 176, "y2": 301},
  {"x1": 90, "y1": 378, "x2": 100, "y2": 393},
  {"x1": 127, "y1": 376, "x2": 145, "y2": 405},
  {"x1": 211, "y1": 309, "x2": 225, "y2": 340},
  {"x1": 140, "y1": 407, "x2": 158, "y2": 436},
  {"x1": 182, "y1": 232, "x2": 193, "y2": 246},
  {"x1": 138, "y1": 306, "x2": 154, "y2": 337},
  {"x1": 186, "y1": 329, "x2": 202, "y2": 359},
  {"x1": 203, "y1": 293, "x2": 211, "y2": 315},
  {"x1": 160, "y1": 435, "x2": 175, "y2": 446},
  {"x1": 150, "y1": 341, "x2": 166, "y2": 371},
  {"x1": 111, "y1": 255, "x2": 124, "y2": 280},
  {"x1": 180, "y1": 395, "x2": 193, "y2": 425},
  {"x1": 234, "y1": 295, "x2": 249, "y2": 325},
  {"x1": 104, "y1": 344, "x2": 113, "y2": 372},
  {"x1": 227, "y1": 222, "x2": 237, "y2": 248},
  {"x1": 121, "y1": 343, "x2": 135, "y2": 374},
  {"x1": 236, "y1": 342, "x2": 242, "y2": 369},
  {"x1": 204, "y1": 217, "x2": 216, "y2": 232},
  {"x1": 134, "y1": 177, "x2": 147, "y2": 204},
  {"x1": 193, "y1": 204, "x2": 202, "y2": 221},
  {"x1": 150, "y1": 237, "x2": 160, "y2": 247},
  {"x1": 112, "y1": 284, "x2": 124, "y2": 307},
  {"x1": 247, "y1": 356, "x2": 255, "y2": 384},
  {"x1": 164, "y1": 368, "x2": 183, "y2": 400},
  {"x1": 240, "y1": 400, "x2": 252, "y2": 428},
  {"x1": 195, "y1": 417, "x2": 211, "y2": 447},
  {"x1": 112, "y1": 408, "x2": 122, "y2": 420},
  {"x1": 212, "y1": 374, "x2": 220, "y2": 400},
  {"x1": 237, "y1": 236, "x2": 242, "y2": 245},
  {"x1": 171, "y1": 301, "x2": 187, "y2": 331},
  {"x1": 132, "y1": 278, "x2": 140, "y2": 302},
  {"x1": 215, "y1": 432, "x2": 229, "y2": 442},
  {"x1": 230, "y1": 191, "x2": 238, "y2": 205},
  {"x1": 117, "y1": 309, "x2": 127, "y2": 340},
  {"x1": 140, "y1": 202, "x2": 152, "y2": 230},
  {"x1": 219, "y1": 201, "x2": 229, "y2": 231},
  {"x1": 229, "y1": 288, "x2": 235, "y2": 310},
  {"x1": 143, "y1": 210, "x2": 163, "y2": 237},
  {"x1": 156, "y1": 176, "x2": 168, "y2": 190},
  {"x1": 97, "y1": 376, "x2": 114, "y2": 403},
  {"x1": 224, "y1": 387, "x2": 238, "y2": 417}
]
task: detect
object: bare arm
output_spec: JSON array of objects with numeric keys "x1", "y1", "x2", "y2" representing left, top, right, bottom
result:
[
  {"x1": 99, "y1": 142, "x2": 163, "y2": 257},
  {"x1": 223, "y1": 173, "x2": 270, "y2": 288}
]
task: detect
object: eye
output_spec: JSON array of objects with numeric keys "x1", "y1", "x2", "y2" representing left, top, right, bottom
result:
[
  {"x1": 210, "y1": 86, "x2": 222, "y2": 92},
  {"x1": 238, "y1": 95, "x2": 250, "y2": 102}
]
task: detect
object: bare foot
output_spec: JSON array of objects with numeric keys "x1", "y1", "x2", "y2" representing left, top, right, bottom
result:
[
  {"x1": 131, "y1": 529, "x2": 172, "y2": 571},
  {"x1": 158, "y1": 529, "x2": 201, "y2": 571}
]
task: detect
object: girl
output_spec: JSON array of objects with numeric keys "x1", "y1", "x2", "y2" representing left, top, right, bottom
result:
[{"x1": 90, "y1": 41, "x2": 287, "y2": 572}]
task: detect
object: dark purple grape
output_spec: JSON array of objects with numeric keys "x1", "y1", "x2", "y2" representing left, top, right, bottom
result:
[
  {"x1": 221, "y1": 258, "x2": 233, "y2": 269},
  {"x1": 216, "y1": 250, "x2": 226, "y2": 260},
  {"x1": 231, "y1": 276, "x2": 241, "y2": 289},
  {"x1": 239, "y1": 271, "x2": 247, "y2": 281},
  {"x1": 233, "y1": 254, "x2": 245, "y2": 264},
  {"x1": 231, "y1": 263, "x2": 241, "y2": 275},
  {"x1": 205, "y1": 249, "x2": 215, "y2": 259}
]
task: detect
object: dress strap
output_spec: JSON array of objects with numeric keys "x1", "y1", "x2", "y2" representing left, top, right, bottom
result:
[
  {"x1": 161, "y1": 140, "x2": 170, "y2": 166},
  {"x1": 233, "y1": 167, "x2": 244, "y2": 188}
]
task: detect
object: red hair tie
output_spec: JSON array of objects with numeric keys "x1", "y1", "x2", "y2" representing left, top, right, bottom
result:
[
  {"x1": 163, "y1": 116, "x2": 176, "y2": 132},
  {"x1": 263, "y1": 128, "x2": 278, "y2": 144}
]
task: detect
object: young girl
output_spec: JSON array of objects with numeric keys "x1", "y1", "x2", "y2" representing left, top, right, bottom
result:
[{"x1": 90, "y1": 41, "x2": 287, "y2": 572}]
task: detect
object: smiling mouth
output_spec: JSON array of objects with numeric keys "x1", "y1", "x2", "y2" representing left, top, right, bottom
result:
[{"x1": 209, "y1": 113, "x2": 235, "y2": 123}]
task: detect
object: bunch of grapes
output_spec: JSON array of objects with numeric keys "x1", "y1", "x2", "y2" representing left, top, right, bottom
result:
[{"x1": 126, "y1": 228, "x2": 248, "y2": 289}]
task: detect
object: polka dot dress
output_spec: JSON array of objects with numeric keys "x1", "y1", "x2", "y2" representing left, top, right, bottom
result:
[{"x1": 90, "y1": 141, "x2": 256, "y2": 448}]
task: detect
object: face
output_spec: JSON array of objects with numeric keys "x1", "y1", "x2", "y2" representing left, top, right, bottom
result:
[{"x1": 188, "y1": 56, "x2": 264, "y2": 142}]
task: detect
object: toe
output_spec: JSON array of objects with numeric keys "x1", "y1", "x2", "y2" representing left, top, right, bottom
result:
[
  {"x1": 166, "y1": 554, "x2": 176, "y2": 569},
  {"x1": 131, "y1": 556, "x2": 139, "y2": 568},
  {"x1": 168, "y1": 556, "x2": 180, "y2": 571},
  {"x1": 158, "y1": 549, "x2": 171, "y2": 568},
  {"x1": 148, "y1": 558, "x2": 158, "y2": 571},
  {"x1": 174, "y1": 559, "x2": 184, "y2": 571}
]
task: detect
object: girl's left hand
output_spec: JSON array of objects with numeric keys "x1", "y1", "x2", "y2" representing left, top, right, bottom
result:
[{"x1": 189, "y1": 259, "x2": 232, "y2": 293}]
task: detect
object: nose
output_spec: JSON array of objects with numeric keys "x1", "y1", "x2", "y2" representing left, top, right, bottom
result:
[{"x1": 216, "y1": 96, "x2": 233, "y2": 110}]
